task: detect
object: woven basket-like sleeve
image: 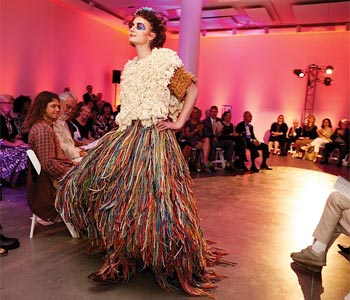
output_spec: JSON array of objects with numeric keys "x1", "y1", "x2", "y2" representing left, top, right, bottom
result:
[{"x1": 169, "y1": 67, "x2": 197, "y2": 101}]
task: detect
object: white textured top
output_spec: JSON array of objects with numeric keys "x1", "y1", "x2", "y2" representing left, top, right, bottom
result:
[{"x1": 115, "y1": 48, "x2": 184, "y2": 132}]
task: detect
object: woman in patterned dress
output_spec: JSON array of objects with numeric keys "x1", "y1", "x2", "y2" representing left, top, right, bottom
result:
[{"x1": 0, "y1": 94, "x2": 28, "y2": 189}]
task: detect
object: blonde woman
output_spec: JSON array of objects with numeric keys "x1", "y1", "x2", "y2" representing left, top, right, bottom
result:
[
  {"x1": 308, "y1": 118, "x2": 333, "y2": 161},
  {"x1": 294, "y1": 114, "x2": 318, "y2": 158}
]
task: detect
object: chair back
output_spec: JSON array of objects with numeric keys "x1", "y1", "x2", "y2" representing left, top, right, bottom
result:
[{"x1": 26, "y1": 149, "x2": 41, "y2": 175}]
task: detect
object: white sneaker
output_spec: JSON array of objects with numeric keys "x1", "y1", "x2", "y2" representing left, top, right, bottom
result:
[{"x1": 37, "y1": 217, "x2": 55, "y2": 226}]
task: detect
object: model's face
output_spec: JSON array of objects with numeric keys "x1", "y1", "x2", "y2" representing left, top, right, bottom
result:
[
  {"x1": 278, "y1": 115, "x2": 284, "y2": 122},
  {"x1": 128, "y1": 16, "x2": 155, "y2": 47},
  {"x1": 44, "y1": 99, "x2": 60, "y2": 122},
  {"x1": 293, "y1": 120, "x2": 299, "y2": 127}
]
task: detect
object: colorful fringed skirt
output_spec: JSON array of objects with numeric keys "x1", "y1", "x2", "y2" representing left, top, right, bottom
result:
[{"x1": 56, "y1": 121, "x2": 227, "y2": 297}]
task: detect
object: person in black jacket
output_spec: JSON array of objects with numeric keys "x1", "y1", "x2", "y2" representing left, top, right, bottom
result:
[
  {"x1": 268, "y1": 114, "x2": 288, "y2": 155},
  {"x1": 202, "y1": 106, "x2": 235, "y2": 172},
  {"x1": 235, "y1": 111, "x2": 272, "y2": 173}
]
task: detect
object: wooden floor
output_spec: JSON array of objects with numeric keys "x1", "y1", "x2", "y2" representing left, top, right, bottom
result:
[{"x1": 0, "y1": 155, "x2": 349, "y2": 300}]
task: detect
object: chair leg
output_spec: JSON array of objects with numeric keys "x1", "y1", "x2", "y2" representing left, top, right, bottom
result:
[
  {"x1": 60, "y1": 212, "x2": 79, "y2": 238},
  {"x1": 29, "y1": 214, "x2": 37, "y2": 238},
  {"x1": 219, "y1": 150, "x2": 225, "y2": 168}
]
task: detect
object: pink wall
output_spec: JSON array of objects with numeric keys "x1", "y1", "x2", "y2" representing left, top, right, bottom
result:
[
  {"x1": 195, "y1": 32, "x2": 350, "y2": 140},
  {"x1": 1, "y1": 1, "x2": 349, "y2": 140},
  {"x1": 0, "y1": 0, "x2": 130, "y2": 107}
]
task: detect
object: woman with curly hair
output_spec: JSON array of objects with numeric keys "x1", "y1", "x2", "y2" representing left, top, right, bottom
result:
[{"x1": 56, "y1": 7, "x2": 230, "y2": 298}]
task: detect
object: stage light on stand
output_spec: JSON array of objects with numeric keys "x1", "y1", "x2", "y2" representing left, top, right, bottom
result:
[
  {"x1": 324, "y1": 77, "x2": 332, "y2": 86},
  {"x1": 293, "y1": 69, "x2": 305, "y2": 78},
  {"x1": 325, "y1": 66, "x2": 333, "y2": 75},
  {"x1": 293, "y1": 64, "x2": 335, "y2": 122}
]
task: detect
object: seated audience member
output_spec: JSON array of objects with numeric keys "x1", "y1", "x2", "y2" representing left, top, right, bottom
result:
[
  {"x1": 291, "y1": 190, "x2": 349, "y2": 271},
  {"x1": 183, "y1": 107, "x2": 207, "y2": 165},
  {"x1": 235, "y1": 111, "x2": 272, "y2": 173},
  {"x1": 54, "y1": 91, "x2": 87, "y2": 162},
  {"x1": 294, "y1": 114, "x2": 318, "y2": 158},
  {"x1": 320, "y1": 119, "x2": 350, "y2": 167},
  {"x1": 284, "y1": 119, "x2": 302, "y2": 155},
  {"x1": 0, "y1": 94, "x2": 28, "y2": 189},
  {"x1": 220, "y1": 111, "x2": 248, "y2": 171},
  {"x1": 306, "y1": 118, "x2": 333, "y2": 161},
  {"x1": 0, "y1": 224, "x2": 20, "y2": 257},
  {"x1": 25, "y1": 91, "x2": 74, "y2": 222},
  {"x1": 70, "y1": 104, "x2": 96, "y2": 146},
  {"x1": 83, "y1": 85, "x2": 96, "y2": 104},
  {"x1": 202, "y1": 106, "x2": 235, "y2": 172},
  {"x1": 93, "y1": 102, "x2": 118, "y2": 139},
  {"x1": 85, "y1": 99, "x2": 98, "y2": 122},
  {"x1": 268, "y1": 114, "x2": 288, "y2": 155},
  {"x1": 13, "y1": 95, "x2": 32, "y2": 143},
  {"x1": 95, "y1": 96, "x2": 105, "y2": 113}
]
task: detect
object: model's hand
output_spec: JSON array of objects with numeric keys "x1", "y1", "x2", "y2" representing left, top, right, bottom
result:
[{"x1": 156, "y1": 120, "x2": 181, "y2": 131}]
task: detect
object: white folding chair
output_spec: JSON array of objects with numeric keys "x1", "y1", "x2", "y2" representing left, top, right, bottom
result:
[
  {"x1": 26, "y1": 149, "x2": 79, "y2": 238},
  {"x1": 212, "y1": 147, "x2": 226, "y2": 168}
]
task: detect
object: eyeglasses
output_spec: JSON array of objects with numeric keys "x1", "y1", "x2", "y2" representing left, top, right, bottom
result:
[{"x1": 128, "y1": 22, "x2": 146, "y2": 31}]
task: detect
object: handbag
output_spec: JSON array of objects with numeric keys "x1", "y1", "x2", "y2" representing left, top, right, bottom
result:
[{"x1": 303, "y1": 146, "x2": 315, "y2": 161}]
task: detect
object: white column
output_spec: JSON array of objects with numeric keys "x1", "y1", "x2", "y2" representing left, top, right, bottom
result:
[{"x1": 178, "y1": 0, "x2": 202, "y2": 76}]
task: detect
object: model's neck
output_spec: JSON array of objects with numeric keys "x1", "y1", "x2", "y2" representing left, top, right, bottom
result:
[{"x1": 136, "y1": 45, "x2": 152, "y2": 60}]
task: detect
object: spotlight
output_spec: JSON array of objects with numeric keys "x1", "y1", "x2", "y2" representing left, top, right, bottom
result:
[
  {"x1": 324, "y1": 77, "x2": 332, "y2": 86},
  {"x1": 325, "y1": 66, "x2": 333, "y2": 75},
  {"x1": 293, "y1": 69, "x2": 305, "y2": 78}
]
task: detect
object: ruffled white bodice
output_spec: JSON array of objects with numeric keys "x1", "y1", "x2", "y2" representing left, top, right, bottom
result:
[{"x1": 115, "y1": 48, "x2": 184, "y2": 132}]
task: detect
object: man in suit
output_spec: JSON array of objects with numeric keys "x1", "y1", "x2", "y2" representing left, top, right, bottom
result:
[
  {"x1": 202, "y1": 105, "x2": 235, "y2": 172},
  {"x1": 83, "y1": 85, "x2": 96, "y2": 104},
  {"x1": 235, "y1": 111, "x2": 272, "y2": 173}
]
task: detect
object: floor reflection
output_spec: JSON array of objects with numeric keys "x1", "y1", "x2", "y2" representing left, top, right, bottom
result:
[{"x1": 290, "y1": 262, "x2": 324, "y2": 300}]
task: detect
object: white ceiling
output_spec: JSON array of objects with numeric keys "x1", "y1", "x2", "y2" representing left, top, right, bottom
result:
[{"x1": 63, "y1": 0, "x2": 350, "y2": 35}]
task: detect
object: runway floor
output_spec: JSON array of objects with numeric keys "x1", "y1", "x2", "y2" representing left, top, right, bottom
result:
[{"x1": 0, "y1": 155, "x2": 349, "y2": 300}]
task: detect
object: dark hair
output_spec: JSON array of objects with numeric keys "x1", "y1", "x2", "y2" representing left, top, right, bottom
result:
[
  {"x1": 132, "y1": 8, "x2": 166, "y2": 49},
  {"x1": 222, "y1": 111, "x2": 231, "y2": 119},
  {"x1": 102, "y1": 102, "x2": 113, "y2": 111},
  {"x1": 24, "y1": 91, "x2": 59, "y2": 129},
  {"x1": 321, "y1": 118, "x2": 332, "y2": 128},
  {"x1": 13, "y1": 95, "x2": 31, "y2": 113}
]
